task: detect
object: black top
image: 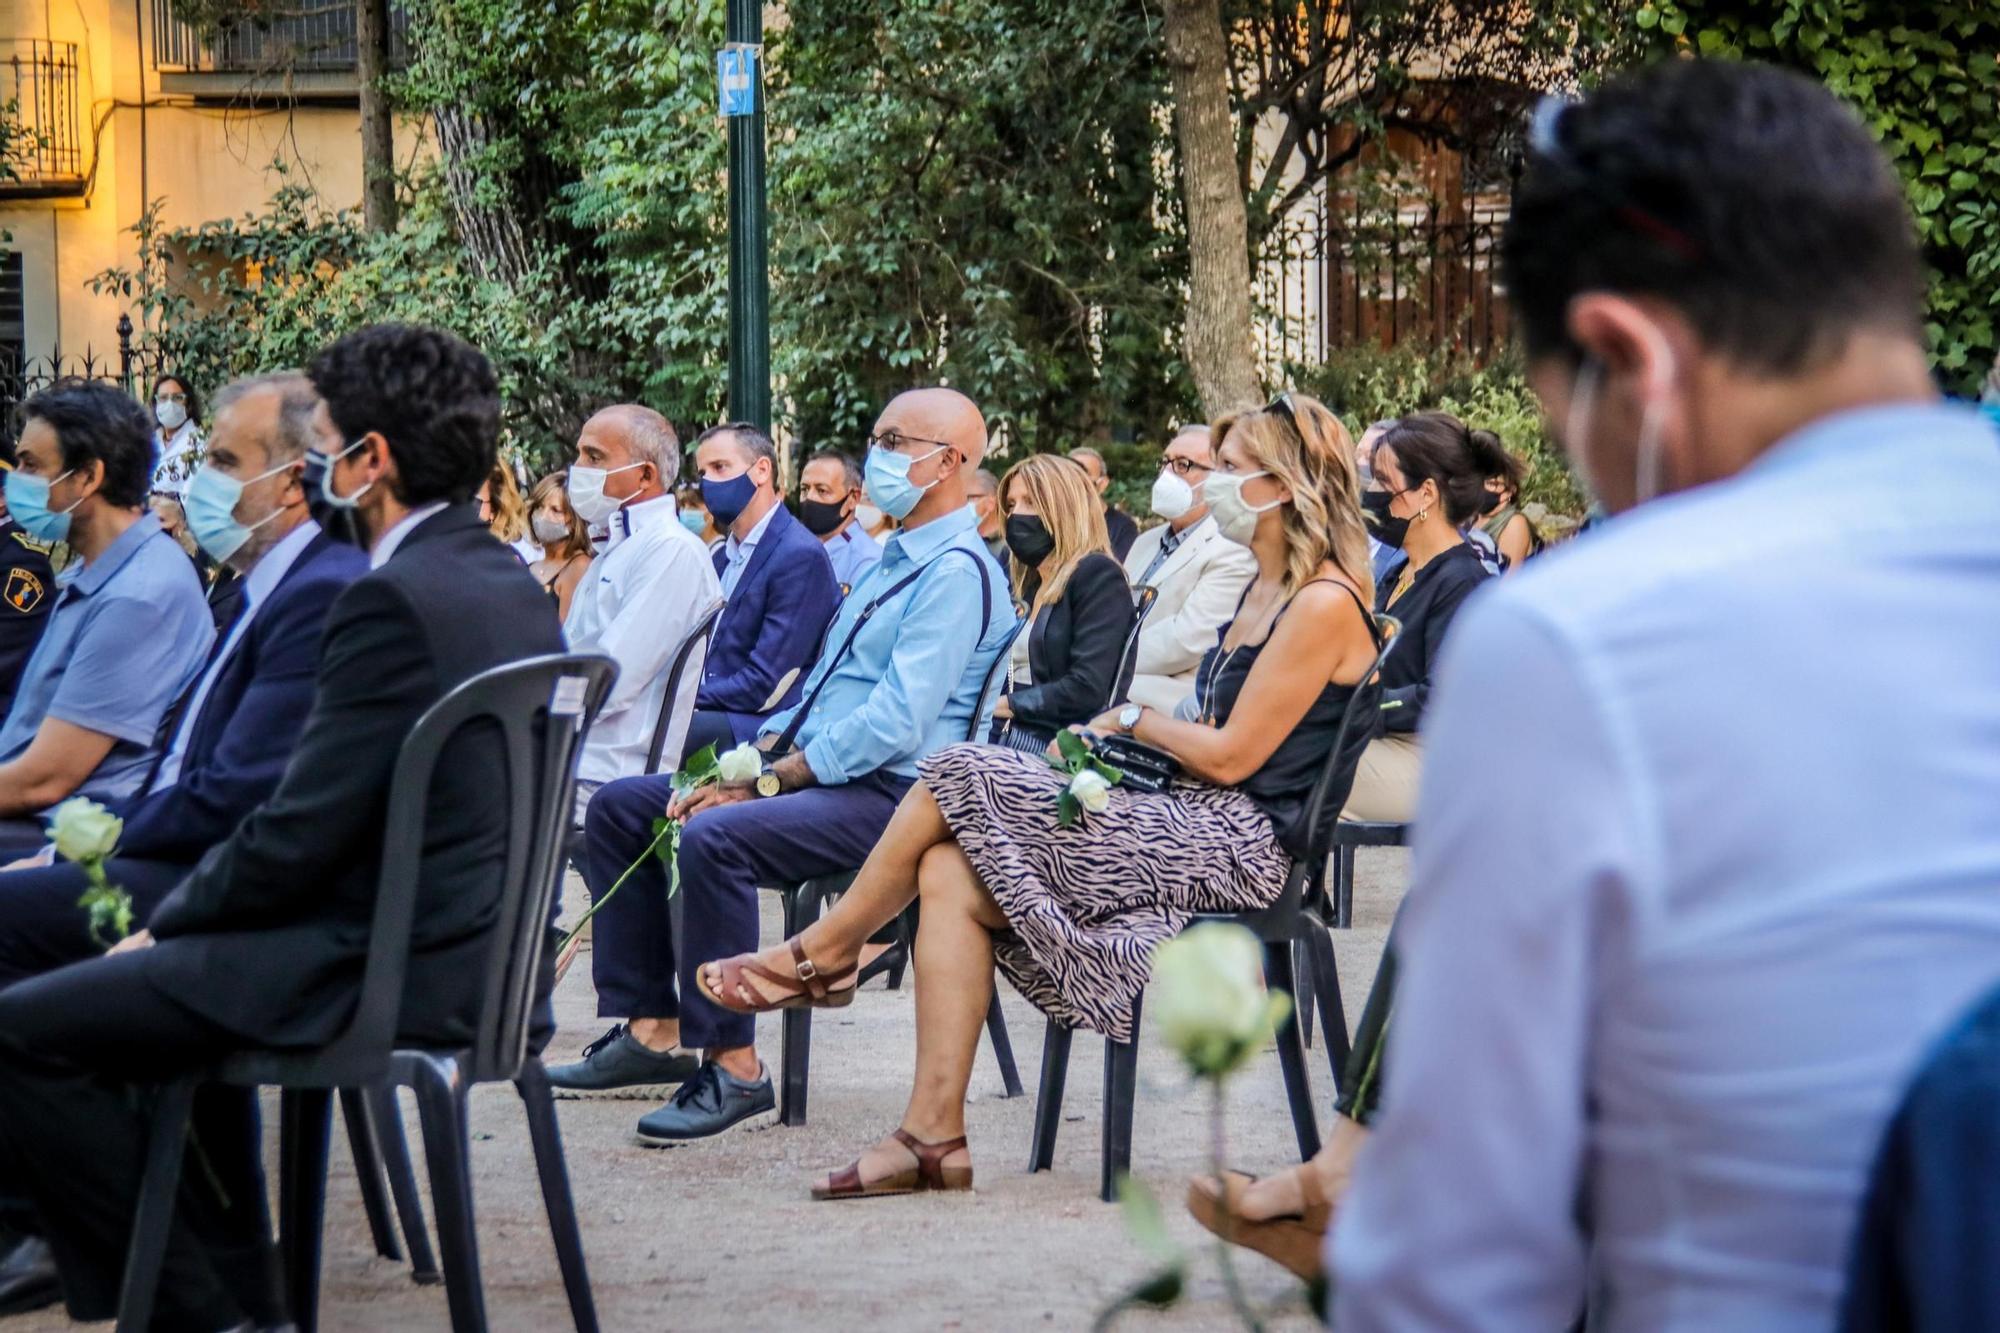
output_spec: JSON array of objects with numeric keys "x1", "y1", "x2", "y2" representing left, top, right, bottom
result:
[
  {"x1": 1372, "y1": 541, "x2": 1488, "y2": 734},
  {"x1": 0, "y1": 521, "x2": 54, "y2": 719},
  {"x1": 1104, "y1": 505, "x2": 1139, "y2": 562},
  {"x1": 1011, "y1": 551, "x2": 1135, "y2": 734},
  {"x1": 1195, "y1": 581, "x2": 1381, "y2": 861}
]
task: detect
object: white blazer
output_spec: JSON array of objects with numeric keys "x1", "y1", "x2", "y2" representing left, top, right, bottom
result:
[{"x1": 1120, "y1": 513, "x2": 1257, "y2": 714}]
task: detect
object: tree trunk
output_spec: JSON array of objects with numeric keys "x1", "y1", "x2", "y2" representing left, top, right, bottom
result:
[
  {"x1": 356, "y1": 0, "x2": 398, "y2": 232},
  {"x1": 1163, "y1": 0, "x2": 1262, "y2": 418}
]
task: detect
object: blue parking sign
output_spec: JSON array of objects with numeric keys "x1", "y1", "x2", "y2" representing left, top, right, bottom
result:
[{"x1": 718, "y1": 45, "x2": 759, "y2": 118}]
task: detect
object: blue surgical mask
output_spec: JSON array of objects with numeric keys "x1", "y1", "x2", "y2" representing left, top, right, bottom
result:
[
  {"x1": 183, "y1": 458, "x2": 295, "y2": 564},
  {"x1": 700, "y1": 470, "x2": 759, "y2": 529},
  {"x1": 679, "y1": 510, "x2": 708, "y2": 535},
  {"x1": 863, "y1": 444, "x2": 946, "y2": 522},
  {"x1": 4, "y1": 469, "x2": 80, "y2": 544}
]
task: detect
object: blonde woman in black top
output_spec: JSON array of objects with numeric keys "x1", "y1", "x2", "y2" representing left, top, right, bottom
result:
[
  {"x1": 1346, "y1": 412, "x2": 1498, "y2": 822},
  {"x1": 524, "y1": 472, "x2": 593, "y2": 622}
]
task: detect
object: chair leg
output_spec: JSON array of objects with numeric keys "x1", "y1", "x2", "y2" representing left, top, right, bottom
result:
[
  {"x1": 367, "y1": 1084, "x2": 440, "y2": 1285},
  {"x1": 339, "y1": 1088, "x2": 402, "y2": 1263},
  {"x1": 984, "y1": 992, "x2": 1025, "y2": 1099},
  {"x1": 1293, "y1": 937, "x2": 1316, "y2": 1050},
  {"x1": 1264, "y1": 943, "x2": 1321, "y2": 1162},
  {"x1": 885, "y1": 908, "x2": 912, "y2": 991},
  {"x1": 515, "y1": 1060, "x2": 600, "y2": 1333},
  {"x1": 278, "y1": 1088, "x2": 332, "y2": 1333},
  {"x1": 1026, "y1": 1019, "x2": 1072, "y2": 1173},
  {"x1": 408, "y1": 1055, "x2": 488, "y2": 1333},
  {"x1": 1303, "y1": 924, "x2": 1351, "y2": 1092},
  {"x1": 1335, "y1": 845, "x2": 1358, "y2": 929},
  {"x1": 779, "y1": 885, "x2": 814, "y2": 1127},
  {"x1": 1100, "y1": 992, "x2": 1142, "y2": 1204},
  {"x1": 115, "y1": 1077, "x2": 197, "y2": 1333}
]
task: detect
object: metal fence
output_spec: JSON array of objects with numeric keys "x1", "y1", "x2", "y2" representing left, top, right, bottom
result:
[
  {"x1": 1, "y1": 41, "x2": 84, "y2": 188},
  {"x1": 0, "y1": 317, "x2": 160, "y2": 447},
  {"x1": 1256, "y1": 197, "x2": 1514, "y2": 379},
  {"x1": 151, "y1": 0, "x2": 411, "y2": 74}
]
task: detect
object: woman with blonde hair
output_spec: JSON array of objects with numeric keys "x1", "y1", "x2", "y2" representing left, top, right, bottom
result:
[
  {"x1": 477, "y1": 459, "x2": 530, "y2": 547},
  {"x1": 693, "y1": 392, "x2": 1383, "y2": 1201},
  {"x1": 524, "y1": 471, "x2": 594, "y2": 621},
  {"x1": 988, "y1": 453, "x2": 1134, "y2": 750}
]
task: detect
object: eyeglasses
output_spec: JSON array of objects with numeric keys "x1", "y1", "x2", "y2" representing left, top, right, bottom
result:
[
  {"x1": 1527, "y1": 95, "x2": 1701, "y2": 262},
  {"x1": 1160, "y1": 457, "x2": 1212, "y2": 478},
  {"x1": 155, "y1": 392, "x2": 187, "y2": 405},
  {"x1": 867, "y1": 431, "x2": 956, "y2": 457}
]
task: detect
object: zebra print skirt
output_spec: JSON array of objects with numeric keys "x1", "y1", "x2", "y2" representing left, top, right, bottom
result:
[{"x1": 917, "y1": 742, "x2": 1290, "y2": 1042}]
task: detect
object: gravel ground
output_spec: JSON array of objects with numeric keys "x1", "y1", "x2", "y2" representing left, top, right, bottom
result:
[{"x1": 19, "y1": 850, "x2": 1406, "y2": 1333}]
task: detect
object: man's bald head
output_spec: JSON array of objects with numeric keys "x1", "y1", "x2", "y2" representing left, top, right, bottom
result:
[
  {"x1": 874, "y1": 387, "x2": 987, "y2": 469},
  {"x1": 574, "y1": 403, "x2": 678, "y2": 507}
]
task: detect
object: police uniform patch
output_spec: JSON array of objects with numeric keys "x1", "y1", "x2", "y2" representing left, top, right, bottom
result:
[
  {"x1": 5, "y1": 568, "x2": 44, "y2": 613},
  {"x1": 8, "y1": 529, "x2": 50, "y2": 557}
]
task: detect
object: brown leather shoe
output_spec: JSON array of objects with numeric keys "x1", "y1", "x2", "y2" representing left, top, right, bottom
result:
[{"x1": 812, "y1": 1128, "x2": 974, "y2": 1201}]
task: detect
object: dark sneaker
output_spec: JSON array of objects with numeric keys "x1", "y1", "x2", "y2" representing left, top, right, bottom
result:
[
  {"x1": 634, "y1": 1061, "x2": 774, "y2": 1144},
  {"x1": 546, "y1": 1024, "x2": 700, "y2": 1099}
]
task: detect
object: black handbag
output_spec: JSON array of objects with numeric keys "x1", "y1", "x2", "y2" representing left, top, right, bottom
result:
[{"x1": 1091, "y1": 732, "x2": 1180, "y2": 794}]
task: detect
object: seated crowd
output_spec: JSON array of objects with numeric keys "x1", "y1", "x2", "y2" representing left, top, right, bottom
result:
[{"x1": 0, "y1": 56, "x2": 1993, "y2": 1333}]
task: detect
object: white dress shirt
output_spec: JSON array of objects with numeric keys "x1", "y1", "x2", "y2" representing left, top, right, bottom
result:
[
  {"x1": 719, "y1": 501, "x2": 777, "y2": 599},
  {"x1": 564, "y1": 492, "x2": 721, "y2": 784},
  {"x1": 1332, "y1": 403, "x2": 2000, "y2": 1332},
  {"x1": 155, "y1": 519, "x2": 320, "y2": 788}
]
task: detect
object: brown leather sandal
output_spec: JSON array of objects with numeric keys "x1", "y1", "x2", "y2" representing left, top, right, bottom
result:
[
  {"x1": 812, "y1": 1128, "x2": 974, "y2": 1201},
  {"x1": 1186, "y1": 1165, "x2": 1332, "y2": 1281},
  {"x1": 695, "y1": 937, "x2": 859, "y2": 1015}
]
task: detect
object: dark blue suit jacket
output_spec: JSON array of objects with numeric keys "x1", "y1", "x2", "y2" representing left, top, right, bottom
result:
[
  {"x1": 698, "y1": 503, "x2": 839, "y2": 742},
  {"x1": 116, "y1": 530, "x2": 367, "y2": 864}
]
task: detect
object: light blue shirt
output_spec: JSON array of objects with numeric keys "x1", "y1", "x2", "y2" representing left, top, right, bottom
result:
[
  {"x1": 720, "y1": 501, "x2": 778, "y2": 599},
  {"x1": 763, "y1": 503, "x2": 1012, "y2": 785},
  {"x1": 820, "y1": 520, "x2": 883, "y2": 592},
  {"x1": 1332, "y1": 403, "x2": 2000, "y2": 1332},
  {"x1": 0, "y1": 512, "x2": 213, "y2": 803}
]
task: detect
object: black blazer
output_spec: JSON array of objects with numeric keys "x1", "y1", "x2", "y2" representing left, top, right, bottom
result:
[
  {"x1": 118, "y1": 532, "x2": 367, "y2": 863},
  {"x1": 1010, "y1": 552, "x2": 1134, "y2": 733},
  {"x1": 1104, "y1": 505, "x2": 1139, "y2": 562},
  {"x1": 1374, "y1": 540, "x2": 1488, "y2": 734},
  {"x1": 144, "y1": 505, "x2": 568, "y2": 1049}
]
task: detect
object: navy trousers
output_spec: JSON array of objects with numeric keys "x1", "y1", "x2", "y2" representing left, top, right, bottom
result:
[
  {"x1": 583, "y1": 768, "x2": 912, "y2": 1050},
  {"x1": 0, "y1": 856, "x2": 190, "y2": 986}
]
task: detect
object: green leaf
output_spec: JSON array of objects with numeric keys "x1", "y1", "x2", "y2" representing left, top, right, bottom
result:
[
  {"x1": 1054, "y1": 729, "x2": 1089, "y2": 768},
  {"x1": 1115, "y1": 1175, "x2": 1182, "y2": 1264},
  {"x1": 1090, "y1": 758, "x2": 1124, "y2": 783},
  {"x1": 1057, "y1": 791, "x2": 1079, "y2": 829}
]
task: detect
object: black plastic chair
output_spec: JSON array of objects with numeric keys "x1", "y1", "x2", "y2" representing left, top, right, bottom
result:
[
  {"x1": 116, "y1": 652, "x2": 618, "y2": 1333},
  {"x1": 1295, "y1": 818, "x2": 1410, "y2": 1055},
  {"x1": 1106, "y1": 585, "x2": 1160, "y2": 708},
  {"x1": 768, "y1": 619, "x2": 1028, "y2": 1126},
  {"x1": 642, "y1": 597, "x2": 726, "y2": 777},
  {"x1": 1026, "y1": 640, "x2": 1388, "y2": 1202}
]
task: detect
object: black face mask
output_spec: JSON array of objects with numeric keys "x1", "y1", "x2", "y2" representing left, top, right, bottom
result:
[
  {"x1": 300, "y1": 450, "x2": 368, "y2": 549},
  {"x1": 1005, "y1": 513, "x2": 1056, "y2": 565},
  {"x1": 1361, "y1": 489, "x2": 1411, "y2": 550},
  {"x1": 1479, "y1": 487, "x2": 1505, "y2": 515},
  {"x1": 797, "y1": 496, "x2": 849, "y2": 537}
]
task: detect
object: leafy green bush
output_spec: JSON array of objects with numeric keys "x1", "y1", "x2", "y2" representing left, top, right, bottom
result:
[{"x1": 1292, "y1": 345, "x2": 1586, "y2": 518}]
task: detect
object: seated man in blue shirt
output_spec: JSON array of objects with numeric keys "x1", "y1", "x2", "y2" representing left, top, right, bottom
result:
[
  {"x1": 552, "y1": 389, "x2": 1012, "y2": 1142},
  {"x1": 682, "y1": 422, "x2": 840, "y2": 759},
  {"x1": 796, "y1": 448, "x2": 883, "y2": 592},
  {"x1": 0, "y1": 382, "x2": 211, "y2": 841}
]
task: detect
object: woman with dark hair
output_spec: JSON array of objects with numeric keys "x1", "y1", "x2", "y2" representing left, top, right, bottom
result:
[
  {"x1": 1477, "y1": 441, "x2": 1542, "y2": 572},
  {"x1": 1346, "y1": 410, "x2": 1497, "y2": 823},
  {"x1": 523, "y1": 472, "x2": 593, "y2": 621},
  {"x1": 988, "y1": 453, "x2": 1134, "y2": 751},
  {"x1": 149, "y1": 373, "x2": 204, "y2": 496}
]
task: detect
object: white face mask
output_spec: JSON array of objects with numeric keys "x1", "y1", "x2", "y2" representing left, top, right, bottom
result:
[
  {"x1": 855, "y1": 503, "x2": 885, "y2": 530},
  {"x1": 156, "y1": 400, "x2": 189, "y2": 432},
  {"x1": 1564, "y1": 350, "x2": 1674, "y2": 513},
  {"x1": 531, "y1": 515, "x2": 570, "y2": 546},
  {"x1": 1150, "y1": 468, "x2": 1196, "y2": 521},
  {"x1": 1203, "y1": 470, "x2": 1284, "y2": 546},
  {"x1": 567, "y1": 460, "x2": 646, "y2": 523}
]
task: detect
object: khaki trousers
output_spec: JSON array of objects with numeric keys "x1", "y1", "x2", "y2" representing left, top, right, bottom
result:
[{"x1": 1340, "y1": 733, "x2": 1423, "y2": 824}]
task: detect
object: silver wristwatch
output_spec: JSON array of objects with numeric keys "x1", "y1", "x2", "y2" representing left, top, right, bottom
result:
[{"x1": 1118, "y1": 703, "x2": 1144, "y2": 732}]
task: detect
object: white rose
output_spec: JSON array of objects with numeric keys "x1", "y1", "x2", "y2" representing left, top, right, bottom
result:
[
  {"x1": 1068, "y1": 767, "x2": 1112, "y2": 813},
  {"x1": 47, "y1": 797, "x2": 123, "y2": 865},
  {"x1": 1150, "y1": 922, "x2": 1289, "y2": 1079},
  {"x1": 716, "y1": 741, "x2": 764, "y2": 784}
]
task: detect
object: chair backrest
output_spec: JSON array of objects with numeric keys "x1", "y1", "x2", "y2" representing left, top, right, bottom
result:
[
  {"x1": 971, "y1": 618, "x2": 1026, "y2": 742},
  {"x1": 1106, "y1": 584, "x2": 1160, "y2": 708},
  {"x1": 301, "y1": 653, "x2": 616, "y2": 1086},
  {"x1": 642, "y1": 598, "x2": 725, "y2": 776},
  {"x1": 1295, "y1": 637, "x2": 1392, "y2": 893}
]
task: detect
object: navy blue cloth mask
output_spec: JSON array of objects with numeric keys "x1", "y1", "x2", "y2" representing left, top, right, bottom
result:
[{"x1": 701, "y1": 471, "x2": 759, "y2": 529}]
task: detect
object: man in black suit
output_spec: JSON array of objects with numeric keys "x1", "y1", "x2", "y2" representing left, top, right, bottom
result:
[{"x1": 0, "y1": 325, "x2": 565, "y2": 1332}]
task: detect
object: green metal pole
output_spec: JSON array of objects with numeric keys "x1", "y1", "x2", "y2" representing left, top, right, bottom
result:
[{"x1": 725, "y1": 0, "x2": 771, "y2": 435}]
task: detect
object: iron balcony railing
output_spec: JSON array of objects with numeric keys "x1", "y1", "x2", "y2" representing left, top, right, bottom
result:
[
  {"x1": 151, "y1": 0, "x2": 411, "y2": 75},
  {"x1": 1, "y1": 41, "x2": 85, "y2": 189}
]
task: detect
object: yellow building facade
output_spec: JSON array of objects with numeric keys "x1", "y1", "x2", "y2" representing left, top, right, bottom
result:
[{"x1": 2, "y1": 0, "x2": 414, "y2": 379}]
